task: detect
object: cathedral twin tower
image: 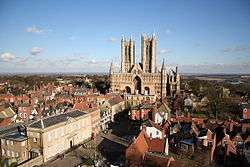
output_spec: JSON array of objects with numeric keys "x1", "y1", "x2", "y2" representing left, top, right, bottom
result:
[
  {"x1": 110, "y1": 34, "x2": 180, "y2": 98},
  {"x1": 121, "y1": 34, "x2": 156, "y2": 74}
]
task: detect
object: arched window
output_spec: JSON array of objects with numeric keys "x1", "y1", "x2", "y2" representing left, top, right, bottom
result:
[
  {"x1": 144, "y1": 87, "x2": 150, "y2": 95},
  {"x1": 134, "y1": 76, "x2": 142, "y2": 94},
  {"x1": 125, "y1": 86, "x2": 131, "y2": 94}
]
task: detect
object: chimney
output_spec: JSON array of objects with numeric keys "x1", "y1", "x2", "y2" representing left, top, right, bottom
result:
[
  {"x1": 40, "y1": 117, "x2": 44, "y2": 129},
  {"x1": 164, "y1": 138, "x2": 169, "y2": 155},
  {"x1": 133, "y1": 136, "x2": 136, "y2": 143},
  {"x1": 229, "y1": 121, "x2": 234, "y2": 132}
]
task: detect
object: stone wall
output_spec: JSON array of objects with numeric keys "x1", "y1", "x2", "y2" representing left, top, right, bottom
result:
[{"x1": 17, "y1": 156, "x2": 43, "y2": 167}]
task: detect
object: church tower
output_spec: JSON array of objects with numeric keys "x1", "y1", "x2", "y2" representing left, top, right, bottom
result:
[
  {"x1": 175, "y1": 66, "x2": 181, "y2": 94},
  {"x1": 121, "y1": 36, "x2": 135, "y2": 73},
  {"x1": 161, "y1": 59, "x2": 167, "y2": 100},
  {"x1": 141, "y1": 34, "x2": 156, "y2": 73}
]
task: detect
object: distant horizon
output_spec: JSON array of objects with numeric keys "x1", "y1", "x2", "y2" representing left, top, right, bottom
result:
[
  {"x1": 1, "y1": 0, "x2": 250, "y2": 73},
  {"x1": 0, "y1": 71, "x2": 250, "y2": 76}
]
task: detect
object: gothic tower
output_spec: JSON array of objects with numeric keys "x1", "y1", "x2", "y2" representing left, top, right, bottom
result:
[
  {"x1": 141, "y1": 34, "x2": 156, "y2": 73},
  {"x1": 121, "y1": 36, "x2": 135, "y2": 73},
  {"x1": 161, "y1": 59, "x2": 167, "y2": 100},
  {"x1": 109, "y1": 61, "x2": 114, "y2": 76}
]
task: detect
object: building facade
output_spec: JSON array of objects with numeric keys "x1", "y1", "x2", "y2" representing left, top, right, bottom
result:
[
  {"x1": 27, "y1": 110, "x2": 92, "y2": 162},
  {"x1": 110, "y1": 34, "x2": 180, "y2": 98},
  {"x1": 0, "y1": 132, "x2": 28, "y2": 164}
]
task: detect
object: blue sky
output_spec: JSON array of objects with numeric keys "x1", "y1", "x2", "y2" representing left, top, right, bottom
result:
[{"x1": 0, "y1": 0, "x2": 250, "y2": 73}]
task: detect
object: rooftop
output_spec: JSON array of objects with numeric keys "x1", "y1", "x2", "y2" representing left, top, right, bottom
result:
[
  {"x1": 29, "y1": 110, "x2": 86, "y2": 129},
  {"x1": 0, "y1": 123, "x2": 22, "y2": 137},
  {"x1": 2, "y1": 132, "x2": 27, "y2": 142}
]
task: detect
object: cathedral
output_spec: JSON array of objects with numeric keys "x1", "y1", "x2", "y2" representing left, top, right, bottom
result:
[{"x1": 110, "y1": 34, "x2": 180, "y2": 98}]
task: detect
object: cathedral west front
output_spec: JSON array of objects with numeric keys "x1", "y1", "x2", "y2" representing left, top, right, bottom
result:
[{"x1": 110, "y1": 34, "x2": 180, "y2": 98}]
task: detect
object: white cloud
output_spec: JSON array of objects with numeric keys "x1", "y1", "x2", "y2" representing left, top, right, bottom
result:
[
  {"x1": 107, "y1": 37, "x2": 117, "y2": 43},
  {"x1": 89, "y1": 59, "x2": 96, "y2": 64},
  {"x1": 30, "y1": 47, "x2": 43, "y2": 55},
  {"x1": 221, "y1": 45, "x2": 250, "y2": 53},
  {"x1": 158, "y1": 49, "x2": 171, "y2": 55},
  {"x1": 0, "y1": 52, "x2": 16, "y2": 62},
  {"x1": 16, "y1": 57, "x2": 29, "y2": 65},
  {"x1": 26, "y1": 25, "x2": 44, "y2": 34}
]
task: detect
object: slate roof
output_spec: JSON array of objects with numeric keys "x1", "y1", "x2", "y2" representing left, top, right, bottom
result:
[
  {"x1": 198, "y1": 128, "x2": 208, "y2": 137},
  {"x1": 180, "y1": 122, "x2": 192, "y2": 134},
  {"x1": 180, "y1": 138, "x2": 194, "y2": 146},
  {"x1": 0, "y1": 123, "x2": 22, "y2": 137},
  {"x1": 29, "y1": 110, "x2": 86, "y2": 129},
  {"x1": 2, "y1": 132, "x2": 27, "y2": 142}
]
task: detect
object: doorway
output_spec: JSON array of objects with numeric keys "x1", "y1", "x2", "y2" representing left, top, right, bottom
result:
[{"x1": 70, "y1": 140, "x2": 73, "y2": 148}]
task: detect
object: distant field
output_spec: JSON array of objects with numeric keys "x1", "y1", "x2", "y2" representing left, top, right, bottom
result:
[{"x1": 194, "y1": 77, "x2": 225, "y2": 81}]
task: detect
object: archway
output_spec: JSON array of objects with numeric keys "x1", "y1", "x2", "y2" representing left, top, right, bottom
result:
[
  {"x1": 144, "y1": 87, "x2": 150, "y2": 95},
  {"x1": 134, "y1": 76, "x2": 142, "y2": 94},
  {"x1": 125, "y1": 86, "x2": 131, "y2": 94}
]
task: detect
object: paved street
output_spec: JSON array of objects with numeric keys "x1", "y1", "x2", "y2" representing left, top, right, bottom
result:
[
  {"x1": 40, "y1": 149, "x2": 83, "y2": 167},
  {"x1": 40, "y1": 130, "x2": 128, "y2": 167}
]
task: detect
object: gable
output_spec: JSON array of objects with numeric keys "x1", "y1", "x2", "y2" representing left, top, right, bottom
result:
[{"x1": 130, "y1": 64, "x2": 143, "y2": 75}]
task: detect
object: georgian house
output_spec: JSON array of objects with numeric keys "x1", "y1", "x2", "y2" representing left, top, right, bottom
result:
[
  {"x1": 0, "y1": 127, "x2": 29, "y2": 164},
  {"x1": 27, "y1": 110, "x2": 92, "y2": 162}
]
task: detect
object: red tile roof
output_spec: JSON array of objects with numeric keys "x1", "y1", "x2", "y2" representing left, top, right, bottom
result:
[
  {"x1": 126, "y1": 128, "x2": 167, "y2": 160},
  {"x1": 148, "y1": 138, "x2": 165, "y2": 153},
  {"x1": 126, "y1": 130, "x2": 149, "y2": 164},
  {"x1": 0, "y1": 117, "x2": 12, "y2": 127},
  {"x1": 144, "y1": 153, "x2": 175, "y2": 167},
  {"x1": 73, "y1": 102, "x2": 90, "y2": 111}
]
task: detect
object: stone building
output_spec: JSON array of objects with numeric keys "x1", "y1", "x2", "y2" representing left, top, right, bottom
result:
[
  {"x1": 0, "y1": 131, "x2": 28, "y2": 164},
  {"x1": 27, "y1": 110, "x2": 92, "y2": 162},
  {"x1": 110, "y1": 34, "x2": 180, "y2": 99}
]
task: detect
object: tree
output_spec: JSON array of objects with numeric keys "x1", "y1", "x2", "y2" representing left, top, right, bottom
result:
[{"x1": 94, "y1": 80, "x2": 110, "y2": 94}]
